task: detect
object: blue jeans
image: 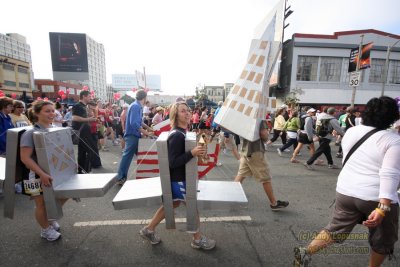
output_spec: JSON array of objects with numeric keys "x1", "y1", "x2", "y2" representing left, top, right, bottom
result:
[{"x1": 117, "y1": 135, "x2": 139, "y2": 180}]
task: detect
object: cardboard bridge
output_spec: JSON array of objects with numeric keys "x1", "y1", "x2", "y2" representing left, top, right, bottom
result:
[
  {"x1": 3, "y1": 127, "x2": 116, "y2": 220},
  {"x1": 113, "y1": 132, "x2": 248, "y2": 232}
]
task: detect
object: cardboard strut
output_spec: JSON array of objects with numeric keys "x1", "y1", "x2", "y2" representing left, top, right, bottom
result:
[
  {"x1": 3, "y1": 127, "x2": 31, "y2": 219},
  {"x1": 156, "y1": 132, "x2": 176, "y2": 229}
]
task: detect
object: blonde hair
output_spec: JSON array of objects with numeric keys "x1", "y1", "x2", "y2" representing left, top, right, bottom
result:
[{"x1": 169, "y1": 102, "x2": 189, "y2": 128}]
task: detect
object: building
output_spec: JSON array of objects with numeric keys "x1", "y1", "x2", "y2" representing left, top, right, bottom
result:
[
  {"x1": 112, "y1": 73, "x2": 162, "y2": 92},
  {"x1": 202, "y1": 85, "x2": 224, "y2": 103},
  {"x1": 278, "y1": 29, "x2": 400, "y2": 106},
  {"x1": 0, "y1": 33, "x2": 34, "y2": 99},
  {"x1": 223, "y1": 83, "x2": 234, "y2": 100},
  {"x1": 50, "y1": 32, "x2": 107, "y2": 100},
  {"x1": 34, "y1": 79, "x2": 82, "y2": 103}
]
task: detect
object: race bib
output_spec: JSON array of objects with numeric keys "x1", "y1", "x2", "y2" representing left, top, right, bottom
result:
[{"x1": 23, "y1": 178, "x2": 43, "y2": 195}]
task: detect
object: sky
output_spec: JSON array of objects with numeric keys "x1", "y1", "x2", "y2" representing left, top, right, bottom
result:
[{"x1": 2, "y1": 0, "x2": 400, "y2": 96}]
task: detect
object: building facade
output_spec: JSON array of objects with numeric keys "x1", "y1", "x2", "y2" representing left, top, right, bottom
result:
[
  {"x1": 50, "y1": 32, "x2": 107, "y2": 101},
  {"x1": 34, "y1": 79, "x2": 82, "y2": 103},
  {"x1": 0, "y1": 33, "x2": 33, "y2": 98},
  {"x1": 278, "y1": 29, "x2": 400, "y2": 106},
  {"x1": 112, "y1": 73, "x2": 162, "y2": 92},
  {"x1": 202, "y1": 85, "x2": 224, "y2": 103}
]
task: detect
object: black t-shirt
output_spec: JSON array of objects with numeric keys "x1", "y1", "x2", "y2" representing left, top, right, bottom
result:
[
  {"x1": 72, "y1": 102, "x2": 88, "y2": 130},
  {"x1": 167, "y1": 127, "x2": 194, "y2": 182}
]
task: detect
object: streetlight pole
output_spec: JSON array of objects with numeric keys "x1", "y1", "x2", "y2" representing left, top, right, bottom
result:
[
  {"x1": 381, "y1": 39, "x2": 400, "y2": 96},
  {"x1": 350, "y1": 34, "x2": 364, "y2": 108}
]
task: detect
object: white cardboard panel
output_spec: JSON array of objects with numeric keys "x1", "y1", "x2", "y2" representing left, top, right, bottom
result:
[{"x1": 112, "y1": 177, "x2": 162, "y2": 210}]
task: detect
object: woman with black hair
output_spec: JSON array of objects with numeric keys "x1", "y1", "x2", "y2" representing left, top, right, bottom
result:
[{"x1": 294, "y1": 96, "x2": 400, "y2": 267}]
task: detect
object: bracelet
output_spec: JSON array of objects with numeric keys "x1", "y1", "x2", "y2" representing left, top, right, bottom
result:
[{"x1": 375, "y1": 208, "x2": 385, "y2": 217}]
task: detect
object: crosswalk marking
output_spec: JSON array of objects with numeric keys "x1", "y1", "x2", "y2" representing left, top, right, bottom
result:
[{"x1": 74, "y1": 216, "x2": 252, "y2": 227}]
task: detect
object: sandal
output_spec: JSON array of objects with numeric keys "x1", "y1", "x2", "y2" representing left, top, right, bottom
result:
[{"x1": 290, "y1": 159, "x2": 300, "y2": 163}]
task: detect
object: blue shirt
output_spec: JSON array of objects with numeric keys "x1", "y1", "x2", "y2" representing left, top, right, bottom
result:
[
  {"x1": 211, "y1": 107, "x2": 221, "y2": 128},
  {"x1": 0, "y1": 112, "x2": 14, "y2": 154},
  {"x1": 125, "y1": 100, "x2": 143, "y2": 138}
]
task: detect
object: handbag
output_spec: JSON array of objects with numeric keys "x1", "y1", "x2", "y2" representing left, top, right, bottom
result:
[
  {"x1": 71, "y1": 124, "x2": 84, "y2": 145},
  {"x1": 342, "y1": 128, "x2": 380, "y2": 167}
]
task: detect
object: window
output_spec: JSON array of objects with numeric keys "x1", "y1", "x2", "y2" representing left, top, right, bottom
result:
[
  {"x1": 389, "y1": 60, "x2": 400, "y2": 84},
  {"x1": 3, "y1": 63, "x2": 15, "y2": 71},
  {"x1": 4, "y1": 80, "x2": 17, "y2": 87},
  {"x1": 18, "y1": 66, "x2": 28, "y2": 74},
  {"x1": 369, "y1": 59, "x2": 385, "y2": 83},
  {"x1": 19, "y1": 82, "x2": 30, "y2": 88},
  {"x1": 319, "y1": 57, "x2": 342, "y2": 82},
  {"x1": 296, "y1": 56, "x2": 318, "y2": 81}
]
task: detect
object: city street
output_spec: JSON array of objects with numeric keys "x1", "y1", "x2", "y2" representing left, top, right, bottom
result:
[{"x1": 1, "y1": 140, "x2": 399, "y2": 267}]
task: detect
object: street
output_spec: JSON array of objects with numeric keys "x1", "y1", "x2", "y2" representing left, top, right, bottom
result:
[{"x1": 0, "y1": 141, "x2": 399, "y2": 267}]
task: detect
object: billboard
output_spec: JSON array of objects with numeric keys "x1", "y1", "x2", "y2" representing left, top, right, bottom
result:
[{"x1": 49, "y1": 32, "x2": 88, "y2": 72}]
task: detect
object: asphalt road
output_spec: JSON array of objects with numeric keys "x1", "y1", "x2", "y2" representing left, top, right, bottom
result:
[{"x1": 1, "y1": 140, "x2": 399, "y2": 267}]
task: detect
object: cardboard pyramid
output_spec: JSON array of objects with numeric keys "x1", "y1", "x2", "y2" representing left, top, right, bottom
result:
[{"x1": 214, "y1": 1, "x2": 284, "y2": 142}]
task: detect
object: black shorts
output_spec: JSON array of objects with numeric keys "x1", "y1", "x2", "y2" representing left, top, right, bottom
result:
[{"x1": 297, "y1": 132, "x2": 312, "y2": 144}]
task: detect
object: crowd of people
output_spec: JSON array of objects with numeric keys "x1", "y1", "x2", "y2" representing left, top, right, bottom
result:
[{"x1": 1, "y1": 91, "x2": 399, "y2": 266}]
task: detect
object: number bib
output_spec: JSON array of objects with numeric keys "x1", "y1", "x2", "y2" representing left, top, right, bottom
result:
[{"x1": 23, "y1": 178, "x2": 43, "y2": 195}]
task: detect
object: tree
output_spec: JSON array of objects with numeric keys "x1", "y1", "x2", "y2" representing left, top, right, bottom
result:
[{"x1": 283, "y1": 87, "x2": 303, "y2": 109}]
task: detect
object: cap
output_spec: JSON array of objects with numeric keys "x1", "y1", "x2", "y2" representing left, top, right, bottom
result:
[
  {"x1": 156, "y1": 106, "x2": 164, "y2": 112},
  {"x1": 175, "y1": 97, "x2": 185, "y2": 103},
  {"x1": 280, "y1": 104, "x2": 288, "y2": 109},
  {"x1": 68, "y1": 106, "x2": 73, "y2": 110},
  {"x1": 218, "y1": 101, "x2": 223, "y2": 106},
  {"x1": 307, "y1": 108, "x2": 316, "y2": 113}
]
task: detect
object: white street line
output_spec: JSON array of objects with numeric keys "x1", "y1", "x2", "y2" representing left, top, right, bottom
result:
[{"x1": 74, "y1": 216, "x2": 252, "y2": 227}]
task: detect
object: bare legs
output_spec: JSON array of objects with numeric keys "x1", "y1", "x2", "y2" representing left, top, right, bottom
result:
[
  {"x1": 304, "y1": 230, "x2": 386, "y2": 267},
  {"x1": 33, "y1": 196, "x2": 68, "y2": 228},
  {"x1": 146, "y1": 201, "x2": 202, "y2": 240},
  {"x1": 235, "y1": 175, "x2": 276, "y2": 206}
]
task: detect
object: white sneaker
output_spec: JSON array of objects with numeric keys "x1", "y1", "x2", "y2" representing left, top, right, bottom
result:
[
  {"x1": 277, "y1": 148, "x2": 282, "y2": 157},
  {"x1": 41, "y1": 226, "x2": 61, "y2": 241},
  {"x1": 49, "y1": 220, "x2": 60, "y2": 231},
  {"x1": 216, "y1": 162, "x2": 222, "y2": 167}
]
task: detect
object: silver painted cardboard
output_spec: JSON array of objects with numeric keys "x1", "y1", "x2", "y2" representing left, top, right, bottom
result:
[
  {"x1": 112, "y1": 177, "x2": 162, "y2": 210},
  {"x1": 33, "y1": 128, "x2": 117, "y2": 219},
  {"x1": 156, "y1": 132, "x2": 175, "y2": 229},
  {"x1": 184, "y1": 132, "x2": 199, "y2": 232},
  {"x1": 197, "y1": 181, "x2": 248, "y2": 209},
  {"x1": 4, "y1": 127, "x2": 32, "y2": 219},
  {"x1": 53, "y1": 173, "x2": 117, "y2": 198}
]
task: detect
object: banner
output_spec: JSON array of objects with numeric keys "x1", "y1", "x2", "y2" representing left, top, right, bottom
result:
[
  {"x1": 348, "y1": 42, "x2": 373, "y2": 73},
  {"x1": 135, "y1": 70, "x2": 146, "y2": 89}
]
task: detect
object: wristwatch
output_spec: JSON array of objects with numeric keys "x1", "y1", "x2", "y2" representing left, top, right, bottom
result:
[{"x1": 378, "y1": 203, "x2": 391, "y2": 212}]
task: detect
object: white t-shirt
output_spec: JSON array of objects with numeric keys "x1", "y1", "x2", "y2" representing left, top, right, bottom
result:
[
  {"x1": 336, "y1": 125, "x2": 400, "y2": 203},
  {"x1": 53, "y1": 109, "x2": 63, "y2": 127}
]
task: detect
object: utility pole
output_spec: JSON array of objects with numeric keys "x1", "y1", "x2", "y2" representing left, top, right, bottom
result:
[
  {"x1": 350, "y1": 34, "x2": 364, "y2": 108},
  {"x1": 143, "y1": 66, "x2": 147, "y2": 90},
  {"x1": 381, "y1": 39, "x2": 400, "y2": 96}
]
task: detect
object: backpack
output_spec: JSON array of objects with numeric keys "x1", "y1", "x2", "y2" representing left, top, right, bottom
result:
[
  {"x1": 299, "y1": 115, "x2": 310, "y2": 130},
  {"x1": 316, "y1": 118, "x2": 333, "y2": 137}
]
